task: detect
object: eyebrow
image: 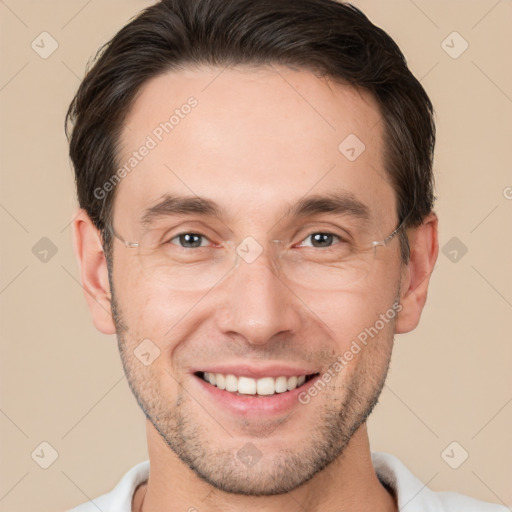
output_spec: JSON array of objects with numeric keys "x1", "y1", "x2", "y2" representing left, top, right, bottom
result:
[
  {"x1": 140, "y1": 195, "x2": 222, "y2": 227},
  {"x1": 139, "y1": 191, "x2": 371, "y2": 228},
  {"x1": 285, "y1": 192, "x2": 370, "y2": 221}
]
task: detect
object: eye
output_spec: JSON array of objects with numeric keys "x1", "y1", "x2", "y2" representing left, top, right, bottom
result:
[
  {"x1": 298, "y1": 232, "x2": 341, "y2": 248},
  {"x1": 168, "y1": 233, "x2": 210, "y2": 248}
]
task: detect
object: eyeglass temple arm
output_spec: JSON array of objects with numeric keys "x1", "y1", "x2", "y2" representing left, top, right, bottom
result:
[
  {"x1": 372, "y1": 210, "x2": 412, "y2": 248},
  {"x1": 106, "y1": 222, "x2": 140, "y2": 248}
]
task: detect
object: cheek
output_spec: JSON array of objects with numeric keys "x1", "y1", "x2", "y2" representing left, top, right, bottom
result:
[
  {"x1": 116, "y1": 286, "x2": 191, "y2": 332},
  {"x1": 330, "y1": 312, "x2": 395, "y2": 395},
  {"x1": 112, "y1": 252, "x2": 170, "y2": 323},
  {"x1": 111, "y1": 263, "x2": 211, "y2": 357},
  {"x1": 318, "y1": 283, "x2": 397, "y2": 340}
]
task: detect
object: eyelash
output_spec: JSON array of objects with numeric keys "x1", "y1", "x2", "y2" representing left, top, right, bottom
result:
[{"x1": 167, "y1": 231, "x2": 345, "y2": 249}]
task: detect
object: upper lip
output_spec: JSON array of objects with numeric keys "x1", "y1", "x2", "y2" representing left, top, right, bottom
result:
[{"x1": 192, "y1": 364, "x2": 319, "y2": 379}]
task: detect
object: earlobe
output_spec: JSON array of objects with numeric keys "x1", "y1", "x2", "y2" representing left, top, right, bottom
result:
[
  {"x1": 395, "y1": 212, "x2": 439, "y2": 334},
  {"x1": 72, "y1": 208, "x2": 116, "y2": 335}
]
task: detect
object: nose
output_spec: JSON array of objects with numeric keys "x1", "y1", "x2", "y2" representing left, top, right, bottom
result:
[{"x1": 216, "y1": 248, "x2": 301, "y2": 346}]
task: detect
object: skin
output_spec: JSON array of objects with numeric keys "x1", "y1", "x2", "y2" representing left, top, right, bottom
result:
[{"x1": 73, "y1": 65, "x2": 438, "y2": 512}]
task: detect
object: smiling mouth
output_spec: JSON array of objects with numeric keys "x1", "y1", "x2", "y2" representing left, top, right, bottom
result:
[{"x1": 194, "y1": 371, "x2": 319, "y2": 397}]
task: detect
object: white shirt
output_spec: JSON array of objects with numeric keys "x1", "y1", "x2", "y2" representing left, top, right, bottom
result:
[{"x1": 67, "y1": 451, "x2": 508, "y2": 511}]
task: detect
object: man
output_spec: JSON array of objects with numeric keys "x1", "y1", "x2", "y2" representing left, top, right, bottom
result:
[{"x1": 65, "y1": 0, "x2": 506, "y2": 510}]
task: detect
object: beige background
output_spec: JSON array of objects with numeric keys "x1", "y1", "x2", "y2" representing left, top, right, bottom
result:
[{"x1": 0, "y1": 1, "x2": 511, "y2": 511}]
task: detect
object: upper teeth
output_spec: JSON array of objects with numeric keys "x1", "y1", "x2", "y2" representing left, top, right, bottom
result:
[{"x1": 202, "y1": 372, "x2": 307, "y2": 395}]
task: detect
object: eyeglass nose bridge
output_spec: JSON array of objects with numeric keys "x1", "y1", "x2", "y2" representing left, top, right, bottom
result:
[{"x1": 231, "y1": 237, "x2": 287, "y2": 273}]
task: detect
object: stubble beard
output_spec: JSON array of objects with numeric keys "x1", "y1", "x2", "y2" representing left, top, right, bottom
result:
[{"x1": 109, "y1": 272, "x2": 395, "y2": 496}]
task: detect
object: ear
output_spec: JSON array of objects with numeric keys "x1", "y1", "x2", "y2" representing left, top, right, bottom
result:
[
  {"x1": 395, "y1": 212, "x2": 439, "y2": 334},
  {"x1": 72, "y1": 208, "x2": 116, "y2": 335}
]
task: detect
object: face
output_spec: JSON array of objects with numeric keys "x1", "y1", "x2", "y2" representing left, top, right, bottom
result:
[{"x1": 109, "y1": 66, "x2": 404, "y2": 495}]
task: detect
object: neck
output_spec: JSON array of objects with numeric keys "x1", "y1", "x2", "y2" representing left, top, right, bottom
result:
[{"x1": 133, "y1": 421, "x2": 397, "y2": 512}]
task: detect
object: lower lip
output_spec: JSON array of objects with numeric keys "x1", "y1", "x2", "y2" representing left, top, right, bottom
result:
[{"x1": 192, "y1": 373, "x2": 321, "y2": 416}]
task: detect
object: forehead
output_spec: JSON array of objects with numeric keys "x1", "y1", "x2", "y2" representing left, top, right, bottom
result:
[{"x1": 113, "y1": 65, "x2": 395, "y2": 227}]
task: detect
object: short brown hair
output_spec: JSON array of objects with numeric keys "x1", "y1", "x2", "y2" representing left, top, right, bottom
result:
[{"x1": 65, "y1": 0, "x2": 435, "y2": 263}]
